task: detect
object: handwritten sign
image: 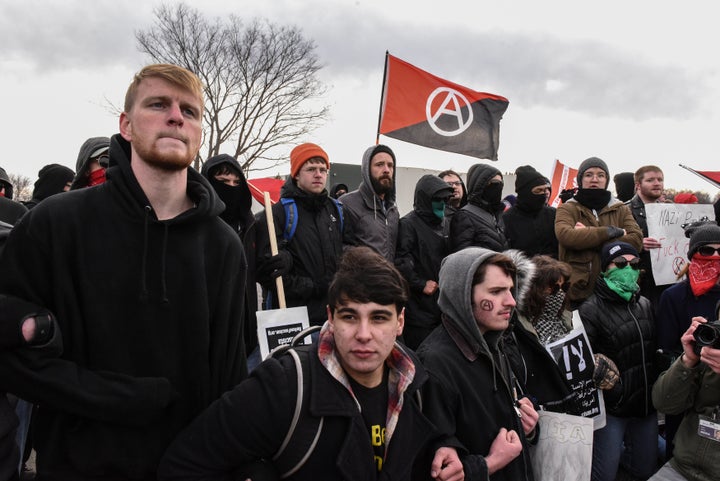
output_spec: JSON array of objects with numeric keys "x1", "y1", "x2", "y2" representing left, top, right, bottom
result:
[
  {"x1": 645, "y1": 203, "x2": 714, "y2": 285},
  {"x1": 545, "y1": 323, "x2": 606, "y2": 430},
  {"x1": 530, "y1": 410, "x2": 593, "y2": 481}
]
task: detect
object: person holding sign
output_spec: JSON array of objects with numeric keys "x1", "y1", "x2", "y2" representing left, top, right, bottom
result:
[
  {"x1": 417, "y1": 247, "x2": 539, "y2": 480},
  {"x1": 158, "y1": 247, "x2": 464, "y2": 481},
  {"x1": 649, "y1": 315, "x2": 720, "y2": 481},
  {"x1": 579, "y1": 241, "x2": 659, "y2": 481}
]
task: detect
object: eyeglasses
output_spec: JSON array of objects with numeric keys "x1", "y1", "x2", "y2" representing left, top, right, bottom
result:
[
  {"x1": 446, "y1": 181, "x2": 463, "y2": 187},
  {"x1": 697, "y1": 246, "x2": 720, "y2": 256},
  {"x1": 550, "y1": 281, "x2": 570, "y2": 295},
  {"x1": 610, "y1": 257, "x2": 640, "y2": 270}
]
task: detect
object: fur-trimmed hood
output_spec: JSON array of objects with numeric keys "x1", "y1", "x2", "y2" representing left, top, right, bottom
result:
[{"x1": 502, "y1": 249, "x2": 537, "y2": 313}]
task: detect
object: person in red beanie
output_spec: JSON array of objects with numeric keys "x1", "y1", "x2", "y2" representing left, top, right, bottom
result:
[{"x1": 256, "y1": 142, "x2": 344, "y2": 327}]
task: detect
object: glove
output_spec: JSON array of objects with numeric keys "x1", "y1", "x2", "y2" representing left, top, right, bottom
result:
[
  {"x1": 257, "y1": 249, "x2": 293, "y2": 285},
  {"x1": 592, "y1": 353, "x2": 620, "y2": 390}
]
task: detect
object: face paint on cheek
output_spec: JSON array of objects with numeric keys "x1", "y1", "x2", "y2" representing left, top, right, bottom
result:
[{"x1": 480, "y1": 300, "x2": 493, "y2": 311}]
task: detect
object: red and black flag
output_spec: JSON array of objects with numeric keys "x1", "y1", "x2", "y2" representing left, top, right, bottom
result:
[
  {"x1": 680, "y1": 164, "x2": 720, "y2": 189},
  {"x1": 377, "y1": 53, "x2": 509, "y2": 160}
]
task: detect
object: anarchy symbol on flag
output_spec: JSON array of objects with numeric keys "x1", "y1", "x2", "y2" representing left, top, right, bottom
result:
[{"x1": 425, "y1": 87, "x2": 474, "y2": 137}]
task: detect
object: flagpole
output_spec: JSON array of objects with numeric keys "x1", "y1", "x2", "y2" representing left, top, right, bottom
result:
[
  {"x1": 375, "y1": 51, "x2": 390, "y2": 145},
  {"x1": 679, "y1": 164, "x2": 720, "y2": 189}
]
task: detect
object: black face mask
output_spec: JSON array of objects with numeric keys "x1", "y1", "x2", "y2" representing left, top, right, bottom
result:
[
  {"x1": 210, "y1": 178, "x2": 243, "y2": 228},
  {"x1": 481, "y1": 181, "x2": 504, "y2": 207},
  {"x1": 574, "y1": 188, "x2": 611, "y2": 210},
  {"x1": 516, "y1": 192, "x2": 547, "y2": 213}
]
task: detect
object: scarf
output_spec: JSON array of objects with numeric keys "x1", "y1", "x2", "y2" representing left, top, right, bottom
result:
[
  {"x1": 533, "y1": 290, "x2": 570, "y2": 344},
  {"x1": 688, "y1": 255, "x2": 720, "y2": 297}
]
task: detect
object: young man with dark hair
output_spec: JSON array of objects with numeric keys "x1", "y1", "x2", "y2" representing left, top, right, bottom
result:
[
  {"x1": 417, "y1": 247, "x2": 539, "y2": 480},
  {"x1": 158, "y1": 246, "x2": 463, "y2": 481},
  {"x1": 0, "y1": 64, "x2": 248, "y2": 480}
]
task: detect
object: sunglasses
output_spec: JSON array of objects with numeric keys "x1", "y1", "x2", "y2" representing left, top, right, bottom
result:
[
  {"x1": 550, "y1": 281, "x2": 570, "y2": 295},
  {"x1": 610, "y1": 257, "x2": 640, "y2": 270},
  {"x1": 697, "y1": 246, "x2": 720, "y2": 257}
]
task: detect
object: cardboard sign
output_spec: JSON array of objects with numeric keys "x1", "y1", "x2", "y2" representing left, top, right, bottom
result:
[
  {"x1": 645, "y1": 203, "x2": 715, "y2": 285},
  {"x1": 530, "y1": 410, "x2": 593, "y2": 481},
  {"x1": 256, "y1": 306, "x2": 310, "y2": 360}
]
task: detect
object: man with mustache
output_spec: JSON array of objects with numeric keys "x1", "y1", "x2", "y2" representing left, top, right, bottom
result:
[
  {"x1": 0, "y1": 64, "x2": 248, "y2": 480},
  {"x1": 340, "y1": 144, "x2": 400, "y2": 261}
]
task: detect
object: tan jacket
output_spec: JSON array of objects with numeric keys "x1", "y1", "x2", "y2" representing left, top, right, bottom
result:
[{"x1": 555, "y1": 197, "x2": 643, "y2": 304}]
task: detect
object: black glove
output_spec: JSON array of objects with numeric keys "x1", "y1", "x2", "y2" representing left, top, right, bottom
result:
[
  {"x1": 257, "y1": 249, "x2": 293, "y2": 285},
  {"x1": 592, "y1": 353, "x2": 620, "y2": 390}
]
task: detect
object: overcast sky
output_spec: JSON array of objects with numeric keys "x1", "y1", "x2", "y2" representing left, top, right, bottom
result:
[{"x1": 2, "y1": 0, "x2": 720, "y2": 197}]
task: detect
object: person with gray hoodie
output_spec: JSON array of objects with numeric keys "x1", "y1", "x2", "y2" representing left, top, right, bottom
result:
[
  {"x1": 340, "y1": 144, "x2": 399, "y2": 261},
  {"x1": 416, "y1": 247, "x2": 539, "y2": 481},
  {"x1": 70, "y1": 137, "x2": 110, "y2": 190}
]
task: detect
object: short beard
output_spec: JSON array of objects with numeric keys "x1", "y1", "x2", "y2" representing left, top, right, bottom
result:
[{"x1": 370, "y1": 175, "x2": 393, "y2": 196}]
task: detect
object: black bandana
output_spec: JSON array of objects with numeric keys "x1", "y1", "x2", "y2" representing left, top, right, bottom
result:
[{"x1": 574, "y1": 188, "x2": 611, "y2": 211}]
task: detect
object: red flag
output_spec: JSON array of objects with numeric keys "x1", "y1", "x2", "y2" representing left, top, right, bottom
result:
[
  {"x1": 247, "y1": 177, "x2": 284, "y2": 205},
  {"x1": 679, "y1": 164, "x2": 720, "y2": 189},
  {"x1": 378, "y1": 53, "x2": 509, "y2": 160},
  {"x1": 549, "y1": 159, "x2": 578, "y2": 207}
]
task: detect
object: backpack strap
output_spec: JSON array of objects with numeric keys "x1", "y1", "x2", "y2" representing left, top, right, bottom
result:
[
  {"x1": 272, "y1": 346, "x2": 324, "y2": 478},
  {"x1": 280, "y1": 198, "x2": 298, "y2": 242},
  {"x1": 330, "y1": 198, "x2": 344, "y2": 233}
]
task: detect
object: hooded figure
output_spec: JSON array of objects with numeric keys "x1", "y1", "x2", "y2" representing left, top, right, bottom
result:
[
  {"x1": 395, "y1": 175, "x2": 453, "y2": 349},
  {"x1": 416, "y1": 247, "x2": 537, "y2": 480},
  {"x1": 0, "y1": 167, "x2": 14, "y2": 199},
  {"x1": 23, "y1": 164, "x2": 75, "y2": 210},
  {"x1": 503, "y1": 165, "x2": 558, "y2": 258},
  {"x1": 613, "y1": 172, "x2": 635, "y2": 203},
  {"x1": 329, "y1": 183, "x2": 348, "y2": 199},
  {"x1": 449, "y1": 163, "x2": 508, "y2": 252},
  {"x1": 201, "y1": 154, "x2": 260, "y2": 357},
  {"x1": 71, "y1": 137, "x2": 111, "y2": 190},
  {"x1": 0, "y1": 167, "x2": 28, "y2": 225},
  {"x1": 339, "y1": 144, "x2": 399, "y2": 261}
]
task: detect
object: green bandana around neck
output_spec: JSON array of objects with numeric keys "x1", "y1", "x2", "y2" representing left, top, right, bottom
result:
[
  {"x1": 431, "y1": 199, "x2": 446, "y2": 220},
  {"x1": 603, "y1": 266, "x2": 640, "y2": 301}
]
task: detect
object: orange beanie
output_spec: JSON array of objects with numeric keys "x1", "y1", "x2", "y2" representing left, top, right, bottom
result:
[{"x1": 290, "y1": 143, "x2": 330, "y2": 178}]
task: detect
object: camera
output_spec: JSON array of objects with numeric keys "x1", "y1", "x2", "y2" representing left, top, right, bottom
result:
[{"x1": 693, "y1": 320, "x2": 720, "y2": 356}]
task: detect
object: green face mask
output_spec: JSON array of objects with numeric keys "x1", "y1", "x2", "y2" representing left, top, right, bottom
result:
[
  {"x1": 431, "y1": 199, "x2": 445, "y2": 220},
  {"x1": 603, "y1": 265, "x2": 640, "y2": 301}
]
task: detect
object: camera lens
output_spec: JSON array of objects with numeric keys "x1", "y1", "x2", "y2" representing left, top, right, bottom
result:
[{"x1": 695, "y1": 324, "x2": 718, "y2": 345}]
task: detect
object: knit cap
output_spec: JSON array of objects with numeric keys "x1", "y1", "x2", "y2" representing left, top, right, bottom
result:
[
  {"x1": 576, "y1": 157, "x2": 610, "y2": 188},
  {"x1": 601, "y1": 241, "x2": 639, "y2": 270},
  {"x1": 687, "y1": 223, "x2": 720, "y2": 259},
  {"x1": 514, "y1": 165, "x2": 547, "y2": 195},
  {"x1": 613, "y1": 172, "x2": 635, "y2": 202},
  {"x1": 290, "y1": 143, "x2": 329, "y2": 178}
]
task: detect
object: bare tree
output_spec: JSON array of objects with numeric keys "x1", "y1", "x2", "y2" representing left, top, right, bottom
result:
[
  {"x1": 8, "y1": 173, "x2": 32, "y2": 202},
  {"x1": 136, "y1": 3, "x2": 329, "y2": 173}
]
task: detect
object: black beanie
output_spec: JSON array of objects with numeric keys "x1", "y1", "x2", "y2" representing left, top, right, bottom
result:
[
  {"x1": 32, "y1": 164, "x2": 75, "y2": 201},
  {"x1": 577, "y1": 157, "x2": 610, "y2": 189},
  {"x1": 369, "y1": 144, "x2": 396, "y2": 163},
  {"x1": 601, "y1": 241, "x2": 640, "y2": 271},
  {"x1": 613, "y1": 172, "x2": 635, "y2": 202},
  {"x1": 687, "y1": 223, "x2": 720, "y2": 259},
  {"x1": 514, "y1": 165, "x2": 547, "y2": 196}
]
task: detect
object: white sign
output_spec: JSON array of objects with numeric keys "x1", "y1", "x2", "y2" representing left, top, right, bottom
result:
[
  {"x1": 256, "y1": 306, "x2": 310, "y2": 360},
  {"x1": 645, "y1": 203, "x2": 714, "y2": 285}
]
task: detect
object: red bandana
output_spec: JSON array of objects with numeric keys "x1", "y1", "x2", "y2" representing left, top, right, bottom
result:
[
  {"x1": 688, "y1": 255, "x2": 720, "y2": 297},
  {"x1": 87, "y1": 168, "x2": 106, "y2": 187}
]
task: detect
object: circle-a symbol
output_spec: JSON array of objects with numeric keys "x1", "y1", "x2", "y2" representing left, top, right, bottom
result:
[
  {"x1": 673, "y1": 257, "x2": 685, "y2": 275},
  {"x1": 425, "y1": 87, "x2": 473, "y2": 137}
]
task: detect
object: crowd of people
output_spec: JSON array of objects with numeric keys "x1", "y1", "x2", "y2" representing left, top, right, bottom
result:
[{"x1": 1, "y1": 63, "x2": 720, "y2": 481}]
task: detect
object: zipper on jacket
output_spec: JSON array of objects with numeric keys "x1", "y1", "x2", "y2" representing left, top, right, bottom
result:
[{"x1": 628, "y1": 304, "x2": 650, "y2": 416}]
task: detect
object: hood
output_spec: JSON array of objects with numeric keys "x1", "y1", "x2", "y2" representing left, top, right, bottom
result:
[
  {"x1": 105, "y1": 134, "x2": 224, "y2": 222},
  {"x1": 359, "y1": 144, "x2": 396, "y2": 203},
  {"x1": 502, "y1": 249, "x2": 536, "y2": 314},
  {"x1": 465, "y1": 163, "x2": 502, "y2": 206},
  {"x1": 438, "y1": 247, "x2": 503, "y2": 355},
  {"x1": 201, "y1": 154, "x2": 253, "y2": 225},
  {"x1": 0, "y1": 167, "x2": 13, "y2": 199},
  {"x1": 31, "y1": 164, "x2": 75, "y2": 201},
  {"x1": 71, "y1": 136, "x2": 111, "y2": 190},
  {"x1": 414, "y1": 174, "x2": 453, "y2": 224}
]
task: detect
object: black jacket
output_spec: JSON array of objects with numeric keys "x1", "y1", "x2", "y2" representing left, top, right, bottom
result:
[
  {"x1": 256, "y1": 179, "x2": 343, "y2": 325},
  {"x1": 502, "y1": 205, "x2": 558, "y2": 258},
  {"x1": 0, "y1": 134, "x2": 248, "y2": 480},
  {"x1": 158, "y1": 343, "x2": 438, "y2": 481},
  {"x1": 395, "y1": 175, "x2": 451, "y2": 349},
  {"x1": 449, "y1": 165, "x2": 508, "y2": 253},
  {"x1": 579, "y1": 278, "x2": 657, "y2": 417}
]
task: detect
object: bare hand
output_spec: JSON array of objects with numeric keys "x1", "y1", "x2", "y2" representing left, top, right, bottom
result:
[
  {"x1": 643, "y1": 237, "x2": 661, "y2": 250},
  {"x1": 430, "y1": 446, "x2": 464, "y2": 481},
  {"x1": 680, "y1": 317, "x2": 707, "y2": 368},
  {"x1": 517, "y1": 397, "x2": 539, "y2": 435},
  {"x1": 21, "y1": 317, "x2": 37, "y2": 342},
  {"x1": 485, "y1": 428, "x2": 522, "y2": 475},
  {"x1": 574, "y1": 222, "x2": 586, "y2": 229},
  {"x1": 701, "y1": 345, "x2": 720, "y2": 374},
  {"x1": 423, "y1": 280, "x2": 439, "y2": 296}
]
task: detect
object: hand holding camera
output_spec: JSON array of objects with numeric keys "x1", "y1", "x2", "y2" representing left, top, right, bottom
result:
[{"x1": 682, "y1": 316, "x2": 720, "y2": 374}]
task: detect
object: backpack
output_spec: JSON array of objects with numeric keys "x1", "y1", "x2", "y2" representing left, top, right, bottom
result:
[
  {"x1": 280, "y1": 197, "x2": 343, "y2": 242},
  {"x1": 269, "y1": 326, "x2": 324, "y2": 478}
]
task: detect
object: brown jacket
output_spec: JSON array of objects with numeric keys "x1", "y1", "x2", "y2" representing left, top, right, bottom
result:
[{"x1": 555, "y1": 197, "x2": 643, "y2": 304}]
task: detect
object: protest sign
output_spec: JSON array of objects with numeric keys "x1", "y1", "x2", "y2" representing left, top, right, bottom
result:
[
  {"x1": 531, "y1": 410, "x2": 593, "y2": 481},
  {"x1": 645, "y1": 203, "x2": 714, "y2": 285},
  {"x1": 256, "y1": 306, "x2": 310, "y2": 360}
]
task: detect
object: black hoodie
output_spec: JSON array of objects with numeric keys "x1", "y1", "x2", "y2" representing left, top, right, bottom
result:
[{"x1": 0, "y1": 134, "x2": 248, "y2": 480}]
